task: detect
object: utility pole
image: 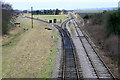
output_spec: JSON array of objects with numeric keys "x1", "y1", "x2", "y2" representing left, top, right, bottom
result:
[
  {"x1": 52, "y1": 23, "x2": 54, "y2": 39},
  {"x1": 49, "y1": 20, "x2": 54, "y2": 39},
  {"x1": 31, "y1": 6, "x2": 33, "y2": 28}
]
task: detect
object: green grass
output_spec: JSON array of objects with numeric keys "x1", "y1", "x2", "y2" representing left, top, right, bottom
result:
[
  {"x1": 2, "y1": 15, "x2": 65, "y2": 78},
  {"x1": 2, "y1": 17, "x2": 31, "y2": 77},
  {"x1": 24, "y1": 13, "x2": 68, "y2": 24},
  {"x1": 2, "y1": 18, "x2": 53, "y2": 78},
  {"x1": 2, "y1": 17, "x2": 32, "y2": 77},
  {"x1": 68, "y1": 22, "x2": 74, "y2": 35},
  {"x1": 70, "y1": 26, "x2": 74, "y2": 35},
  {"x1": 39, "y1": 29, "x2": 59, "y2": 78},
  {"x1": 75, "y1": 10, "x2": 103, "y2": 13}
]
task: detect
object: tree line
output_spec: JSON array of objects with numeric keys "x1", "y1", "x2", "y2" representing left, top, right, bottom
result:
[
  {"x1": 84, "y1": 10, "x2": 120, "y2": 37},
  {"x1": 83, "y1": 10, "x2": 120, "y2": 62},
  {"x1": 23, "y1": 9, "x2": 68, "y2": 15}
]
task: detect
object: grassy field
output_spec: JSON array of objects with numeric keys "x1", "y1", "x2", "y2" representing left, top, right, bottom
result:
[
  {"x1": 75, "y1": 10, "x2": 103, "y2": 13},
  {"x1": 34, "y1": 15, "x2": 67, "y2": 22},
  {"x1": 24, "y1": 13, "x2": 68, "y2": 24},
  {"x1": 2, "y1": 16, "x2": 59, "y2": 78}
]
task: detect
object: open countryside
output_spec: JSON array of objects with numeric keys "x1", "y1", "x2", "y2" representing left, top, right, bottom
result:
[{"x1": 1, "y1": 0, "x2": 120, "y2": 79}]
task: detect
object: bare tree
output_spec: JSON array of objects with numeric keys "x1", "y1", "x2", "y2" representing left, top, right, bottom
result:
[{"x1": 2, "y1": 2, "x2": 14, "y2": 34}]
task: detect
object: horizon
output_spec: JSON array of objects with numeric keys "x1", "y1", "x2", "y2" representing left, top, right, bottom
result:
[{"x1": 16, "y1": 7, "x2": 118, "y2": 11}]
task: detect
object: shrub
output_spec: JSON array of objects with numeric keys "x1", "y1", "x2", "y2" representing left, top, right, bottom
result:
[
  {"x1": 91, "y1": 13, "x2": 103, "y2": 25},
  {"x1": 83, "y1": 14, "x2": 89, "y2": 19},
  {"x1": 84, "y1": 10, "x2": 120, "y2": 61},
  {"x1": 105, "y1": 35, "x2": 118, "y2": 60},
  {"x1": 106, "y1": 11, "x2": 120, "y2": 37},
  {"x1": 103, "y1": 10, "x2": 107, "y2": 14}
]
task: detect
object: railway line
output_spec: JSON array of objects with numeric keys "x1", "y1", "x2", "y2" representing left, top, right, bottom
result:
[
  {"x1": 55, "y1": 20, "x2": 83, "y2": 79},
  {"x1": 68, "y1": 13, "x2": 116, "y2": 79},
  {"x1": 25, "y1": 13, "x2": 116, "y2": 79}
]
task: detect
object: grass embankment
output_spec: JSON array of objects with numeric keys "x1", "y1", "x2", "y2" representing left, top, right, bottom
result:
[
  {"x1": 68, "y1": 22, "x2": 74, "y2": 35},
  {"x1": 75, "y1": 14, "x2": 84, "y2": 26},
  {"x1": 34, "y1": 15, "x2": 67, "y2": 24},
  {"x1": 2, "y1": 16, "x2": 59, "y2": 78}
]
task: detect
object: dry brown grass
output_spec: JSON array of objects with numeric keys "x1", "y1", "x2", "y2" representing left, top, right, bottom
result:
[
  {"x1": 2, "y1": 16, "x2": 58, "y2": 78},
  {"x1": 76, "y1": 14, "x2": 84, "y2": 26}
]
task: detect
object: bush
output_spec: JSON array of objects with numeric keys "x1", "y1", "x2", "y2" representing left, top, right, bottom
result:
[
  {"x1": 106, "y1": 11, "x2": 120, "y2": 37},
  {"x1": 103, "y1": 10, "x2": 107, "y2": 14},
  {"x1": 91, "y1": 13, "x2": 103, "y2": 25},
  {"x1": 105, "y1": 35, "x2": 118, "y2": 60},
  {"x1": 84, "y1": 10, "x2": 120, "y2": 61},
  {"x1": 89, "y1": 10, "x2": 120, "y2": 37},
  {"x1": 83, "y1": 14, "x2": 89, "y2": 19}
]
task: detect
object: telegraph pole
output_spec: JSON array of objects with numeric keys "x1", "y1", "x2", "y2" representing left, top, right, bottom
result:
[
  {"x1": 52, "y1": 23, "x2": 54, "y2": 39},
  {"x1": 31, "y1": 6, "x2": 33, "y2": 28}
]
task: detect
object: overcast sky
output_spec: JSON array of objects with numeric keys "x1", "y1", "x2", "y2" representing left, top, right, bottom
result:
[{"x1": 3, "y1": 0, "x2": 120, "y2": 10}]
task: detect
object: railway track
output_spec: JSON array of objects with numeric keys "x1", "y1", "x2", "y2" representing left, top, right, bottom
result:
[
  {"x1": 69, "y1": 13, "x2": 116, "y2": 79},
  {"x1": 55, "y1": 20, "x2": 83, "y2": 79},
  {"x1": 27, "y1": 13, "x2": 116, "y2": 79}
]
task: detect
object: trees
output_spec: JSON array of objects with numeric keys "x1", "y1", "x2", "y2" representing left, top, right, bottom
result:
[
  {"x1": 2, "y1": 3, "x2": 14, "y2": 34},
  {"x1": 55, "y1": 8, "x2": 61, "y2": 15},
  {"x1": 2, "y1": 2, "x2": 19, "y2": 34},
  {"x1": 83, "y1": 14, "x2": 89, "y2": 19},
  {"x1": 62, "y1": 9, "x2": 67, "y2": 14},
  {"x1": 32, "y1": 9, "x2": 62, "y2": 15},
  {"x1": 23, "y1": 10, "x2": 28, "y2": 13},
  {"x1": 36, "y1": 10, "x2": 40, "y2": 15},
  {"x1": 89, "y1": 10, "x2": 120, "y2": 37},
  {"x1": 106, "y1": 10, "x2": 120, "y2": 36}
]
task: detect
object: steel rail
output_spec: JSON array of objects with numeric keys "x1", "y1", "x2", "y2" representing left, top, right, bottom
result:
[
  {"x1": 55, "y1": 19, "x2": 82, "y2": 80},
  {"x1": 71, "y1": 14, "x2": 116, "y2": 79},
  {"x1": 74, "y1": 18, "x2": 116, "y2": 80}
]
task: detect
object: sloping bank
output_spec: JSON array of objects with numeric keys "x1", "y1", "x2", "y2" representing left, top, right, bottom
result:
[{"x1": 2, "y1": 16, "x2": 59, "y2": 78}]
